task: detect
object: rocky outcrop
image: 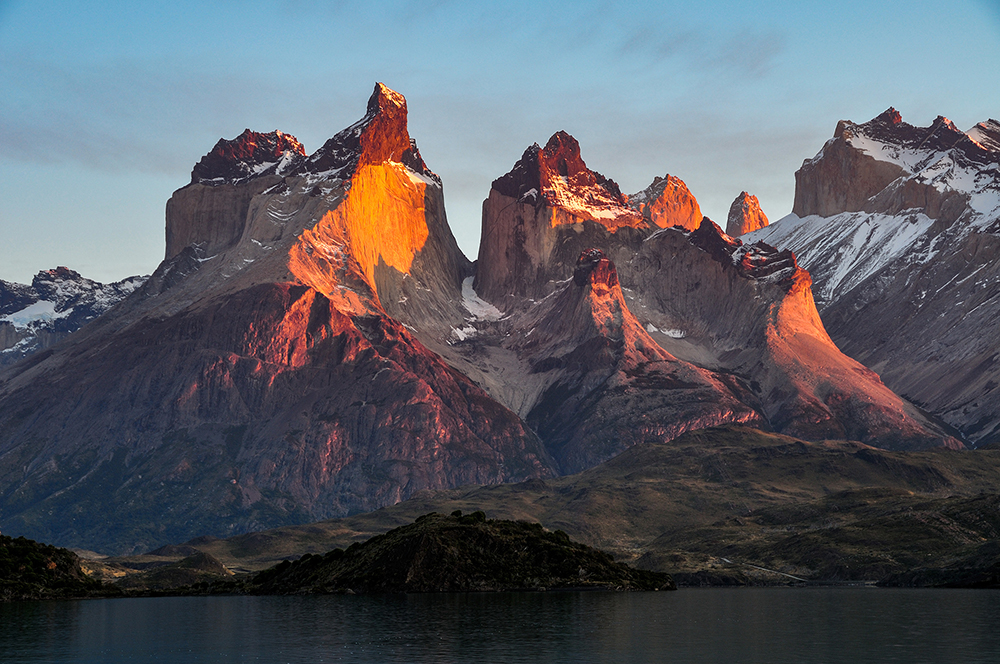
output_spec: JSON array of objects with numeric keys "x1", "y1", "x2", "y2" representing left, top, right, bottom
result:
[
  {"x1": 751, "y1": 108, "x2": 1000, "y2": 445},
  {"x1": 474, "y1": 132, "x2": 647, "y2": 305},
  {"x1": 250, "y1": 512, "x2": 673, "y2": 593},
  {"x1": 725, "y1": 191, "x2": 769, "y2": 236},
  {"x1": 629, "y1": 174, "x2": 703, "y2": 231},
  {"x1": 0, "y1": 267, "x2": 145, "y2": 366}
]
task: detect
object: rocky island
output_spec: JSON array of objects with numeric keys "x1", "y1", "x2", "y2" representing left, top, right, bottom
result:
[{"x1": 249, "y1": 511, "x2": 674, "y2": 594}]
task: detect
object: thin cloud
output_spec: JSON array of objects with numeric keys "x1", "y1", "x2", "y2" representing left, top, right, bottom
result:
[{"x1": 713, "y1": 30, "x2": 786, "y2": 78}]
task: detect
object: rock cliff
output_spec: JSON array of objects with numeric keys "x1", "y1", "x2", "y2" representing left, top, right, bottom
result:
[{"x1": 474, "y1": 132, "x2": 647, "y2": 305}]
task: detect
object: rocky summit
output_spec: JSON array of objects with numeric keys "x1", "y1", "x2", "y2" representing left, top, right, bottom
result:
[
  {"x1": 749, "y1": 108, "x2": 1000, "y2": 446},
  {"x1": 0, "y1": 88, "x2": 964, "y2": 556},
  {"x1": 725, "y1": 191, "x2": 769, "y2": 236}
]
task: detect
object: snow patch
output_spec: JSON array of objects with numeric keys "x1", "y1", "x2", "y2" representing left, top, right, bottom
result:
[
  {"x1": 0, "y1": 300, "x2": 73, "y2": 328},
  {"x1": 646, "y1": 323, "x2": 685, "y2": 338},
  {"x1": 461, "y1": 277, "x2": 502, "y2": 321},
  {"x1": 449, "y1": 325, "x2": 477, "y2": 343}
]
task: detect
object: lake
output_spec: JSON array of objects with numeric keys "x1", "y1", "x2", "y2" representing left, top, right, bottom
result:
[{"x1": 2, "y1": 588, "x2": 999, "y2": 663}]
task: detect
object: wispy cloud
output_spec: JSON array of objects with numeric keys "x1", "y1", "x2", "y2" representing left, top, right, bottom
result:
[{"x1": 713, "y1": 30, "x2": 786, "y2": 78}]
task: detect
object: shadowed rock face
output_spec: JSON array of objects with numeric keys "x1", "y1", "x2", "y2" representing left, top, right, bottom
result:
[
  {"x1": 726, "y1": 192, "x2": 769, "y2": 236},
  {"x1": 0, "y1": 83, "x2": 547, "y2": 555},
  {"x1": 508, "y1": 249, "x2": 766, "y2": 473},
  {"x1": 630, "y1": 220, "x2": 956, "y2": 449},
  {"x1": 751, "y1": 107, "x2": 1000, "y2": 446}
]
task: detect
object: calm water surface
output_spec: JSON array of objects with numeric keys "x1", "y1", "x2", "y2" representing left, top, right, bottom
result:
[{"x1": 2, "y1": 588, "x2": 999, "y2": 663}]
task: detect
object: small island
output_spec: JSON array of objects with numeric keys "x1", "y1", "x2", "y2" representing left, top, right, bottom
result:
[{"x1": 249, "y1": 511, "x2": 675, "y2": 594}]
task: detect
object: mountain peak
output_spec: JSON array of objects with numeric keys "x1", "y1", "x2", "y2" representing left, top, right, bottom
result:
[
  {"x1": 191, "y1": 129, "x2": 306, "y2": 185},
  {"x1": 370, "y1": 81, "x2": 406, "y2": 112},
  {"x1": 300, "y1": 82, "x2": 437, "y2": 183},
  {"x1": 875, "y1": 107, "x2": 903, "y2": 126},
  {"x1": 629, "y1": 174, "x2": 703, "y2": 232},
  {"x1": 488, "y1": 131, "x2": 639, "y2": 227},
  {"x1": 725, "y1": 191, "x2": 769, "y2": 236}
]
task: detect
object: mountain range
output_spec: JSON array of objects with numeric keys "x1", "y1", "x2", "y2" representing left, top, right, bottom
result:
[
  {"x1": 750, "y1": 108, "x2": 1000, "y2": 446},
  {"x1": 0, "y1": 85, "x2": 992, "y2": 556}
]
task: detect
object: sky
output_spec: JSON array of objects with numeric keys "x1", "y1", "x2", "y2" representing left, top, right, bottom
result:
[{"x1": 1, "y1": 0, "x2": 999, "y2": 284}]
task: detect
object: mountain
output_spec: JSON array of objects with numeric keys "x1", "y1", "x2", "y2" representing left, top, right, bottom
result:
[
  {"x1": 457, "y1": 130, "x2": 955, "y2": 454},
  {"x1": 0, "y1": 83, "x2": 551, "y2": 554},
  {"x1": 0, "y1": 267, "x2": 145, "y2": 366},
  {"x1": 749, "y1": 109, "x2": 1000, "y2": 446},
  {"x1": 725, "y1": 191, "x2": 768, "y2": 236},
  {"x1": 0, "y1": 91, "x2": 961, "y2": 555}
]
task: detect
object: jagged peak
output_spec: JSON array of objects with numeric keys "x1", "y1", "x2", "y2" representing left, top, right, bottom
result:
[
  {"x1": 874, "y1": 107, "x2": 903, "y2": 126},
  {"x1": 492, "y1": 143, "x2": 542, "y2": 200},
  {"x1": 630, "y1": 174, "x2": 703, "y2": 232},
  {"x1": 725, "y1": 191, "x2": 769, "y2": 236},
  {"x1": 968, "y1": 119, "x2": 1000, "y2": 152},
  {"x1": 673, "y1": 218, "x2": 805, "y2": 290},
  {"x1": 299, "y1": 82, "x2": 439, "y2": 184},
  {"x1": 491, "y1": 132, "x2": 640, "y2": 228},
  {"x1": 191, "y1": 129, "x2": 306, "y2": 185},
  {"x1": 32, "y1": 266, "x2": 84, "y2": 284},
  {"x1": 841, "y1": 108, "x2": 976, "y2": 155}
]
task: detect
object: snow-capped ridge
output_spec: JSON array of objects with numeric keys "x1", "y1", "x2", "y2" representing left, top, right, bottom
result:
[
  {"x1": 0, "y1": 267, "x2": 146, "y2": 364},
  {"x1": 192, "y1": 129, "x2": 306, "y2": 186}
]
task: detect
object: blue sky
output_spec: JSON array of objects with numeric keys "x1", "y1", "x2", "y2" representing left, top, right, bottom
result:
[{"x1": 1, "y1": 0, "x2": 998, "y2": 284}]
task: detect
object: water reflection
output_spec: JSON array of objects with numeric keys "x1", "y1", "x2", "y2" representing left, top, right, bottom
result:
[{"x1": 1, "y1": 589, "x2": 999, "y2": 663}]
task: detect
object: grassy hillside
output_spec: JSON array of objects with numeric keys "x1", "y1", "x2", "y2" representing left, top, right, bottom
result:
[{"x1": 101, "y1": 426, "x2": 1000, "y2": 586}]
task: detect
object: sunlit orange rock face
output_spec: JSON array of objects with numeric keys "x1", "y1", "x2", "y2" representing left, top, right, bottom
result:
[
  {"x1": 725, "y1": 191, "x2": 769, "y2": 236},
  {"x1": 629, "y1": 174, "x2": 703, "y2": 231},
  {"x1": 288, "y1": 162, "x2": 431, "y2": 312},
  {"x1": 475, "y1": 132, "x2": 647, "y2": 305}
]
